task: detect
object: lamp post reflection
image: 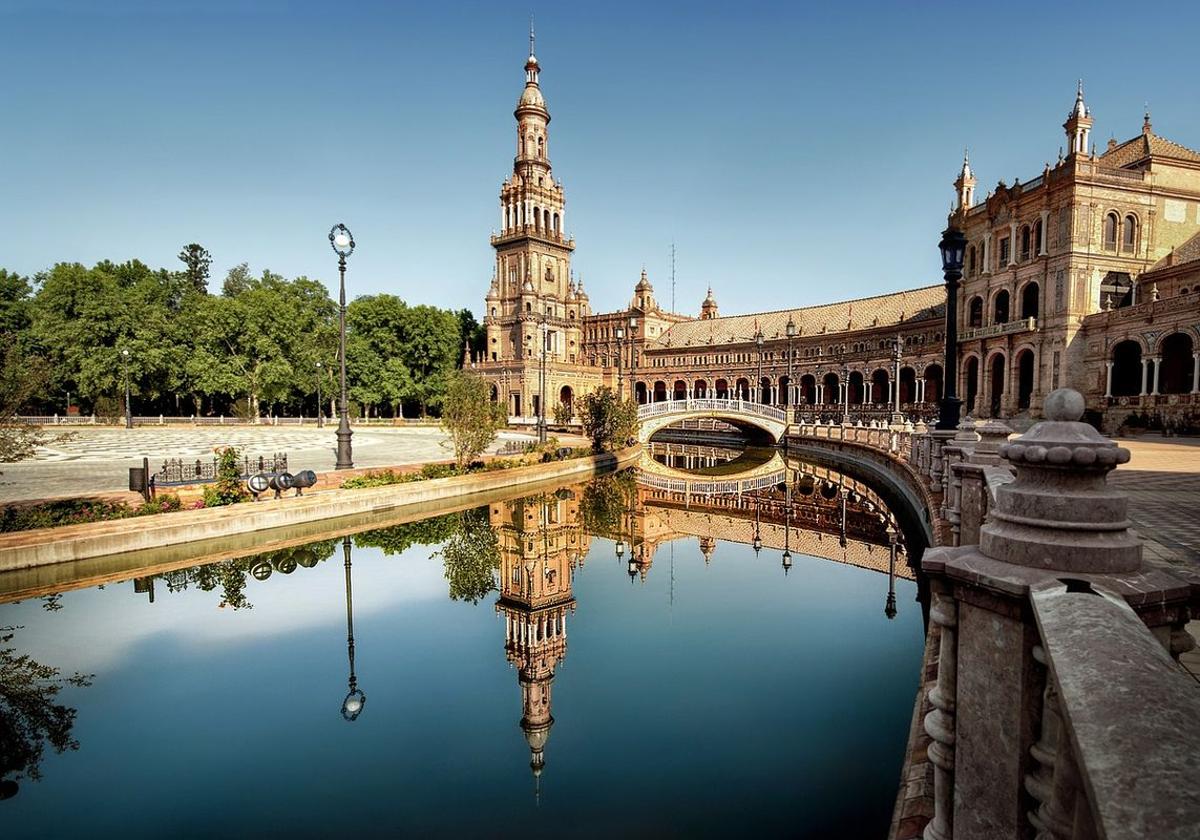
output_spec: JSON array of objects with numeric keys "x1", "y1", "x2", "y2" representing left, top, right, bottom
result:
[
  {"x1": 340, "y1": 536, "x2": 365, "y2": 721},
  {"x1": 885, "y1": 525, "x2": 899, "y2": 620},
  {"x1": 782, "y1": 480, "x2": 793, "y2": 575}
]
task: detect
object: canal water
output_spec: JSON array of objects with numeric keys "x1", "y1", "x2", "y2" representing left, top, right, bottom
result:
[{"x1": 1, "y1": 463, "x2": 925, "y2": 838}]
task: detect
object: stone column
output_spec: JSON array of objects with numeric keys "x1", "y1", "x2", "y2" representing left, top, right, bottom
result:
[
  {"x1": 923, "y1": 579, "x2": 958, "y2": 840},
  {"x1": 1105, "y1": 362, "x2": 1113, "y2": 398},
  {"x1": 1140, "y1": 357, "x2": 1149, "y2": 396},
  {"x1": 1039, "y1": 210, "x2": 1050, "y2": 256},
  {"x1": 1151, "y1": 355, "x2": 1161, "y2": 395},
  {"x1": 982, "y1": 236, "x2": 991, "y2": 274},
  {"x1": 1009, "y1": 222, "x2": 1018, "y2": 265},
  {"x1": 1193, "y1": 353, "x2": 1200, "y2": 394},
  {"x1": 865, "y1": 382, "x2": 873, "y2": 403},
  {"x1": 816, "y1": 384, "x2": 824, "y2": 404}
]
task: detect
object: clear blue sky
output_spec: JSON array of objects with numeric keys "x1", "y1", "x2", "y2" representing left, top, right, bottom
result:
[{"x1": 4, "y1": 0, "x2": 1198, "y2": 318}]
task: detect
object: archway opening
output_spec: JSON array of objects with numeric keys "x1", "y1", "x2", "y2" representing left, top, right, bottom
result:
[
  {"x1": 924, "y1": 364, "x2": 943, "y2": 404},
  {"x1": 848, "y1": 371, "x2": 865, "y2": 405},
  {"x1": 635, "y1": 381, "x2": 649, "y2": 405},
  {"x1": 653, "y1": 381, "x2": 667, "y2": 402},
  {"x1": 800, "y1": 374, "x2": 816, "y2": 405},
  {"x1": 822, "y1": 373, "x2": 840, "y2": 405},
  {"x1": 715, "y1": 378, "x2": 729, "y2": 399},
  {"x1": 899, "y1": 367, "x2": 917, "y2": 405},
  {"x1": 1160, "y1": 332, "x2": 1195, "y2": 394},
  {"x1": 694, "y1": 379, "x2": 708, "y2": 398},
  {"x1": 989, "y1": 355, "x2": 1006, "y2": 417},
  {"x1": 559, "y1": 385, "x2": 574, "y2": 418},
  {"x1": 1016, "y1": 350, "x2": 1034, "y2": 410},
  {"x1": 965, "y1": 357, "x2": 979, "y2": 415},
  {"x1": 1021, "y1": 283, "x2": 1040, "y2": 320},
  {"x1": 871, "y1": 369, "x2": 889, "y2": 405},
  {"x1": 735, "y1": 378, "x2": 751, "y2": 400},
  {"x1": 673, "y1": 380, "x2": 688, "y2": 401},
  {"x1": 759, "y1": 377, "x2": 772, "y2": 405},
  {"x1": 994, "y1": 290, "x2": 1010, "y2": 325},
  {"x1": 1110, "y1": 341, "x2": 1141, "y2": 397}
]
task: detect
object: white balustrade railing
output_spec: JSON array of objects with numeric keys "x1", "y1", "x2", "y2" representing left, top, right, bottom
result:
[{"x1": 636, "y1": 398, "x2": 787, "y2": 423}]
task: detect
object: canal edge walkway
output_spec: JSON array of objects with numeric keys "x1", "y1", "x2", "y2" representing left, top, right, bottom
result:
[{"x1": 0, "y1": 446, "x2": 640, "y2": 571}]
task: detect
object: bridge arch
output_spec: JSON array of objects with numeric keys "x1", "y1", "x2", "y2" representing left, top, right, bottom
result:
[{"x1": 637, "y1": 398, "x2": 788, "y2": 446}]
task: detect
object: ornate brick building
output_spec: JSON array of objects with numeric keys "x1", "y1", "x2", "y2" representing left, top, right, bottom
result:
[{"x1": 476, "y1": 43, "x2": 1200, "y2": 431}]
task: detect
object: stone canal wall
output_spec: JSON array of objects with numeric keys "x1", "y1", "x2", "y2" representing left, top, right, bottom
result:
[{"x1": 0, "y1": 447, "x2": 640, "y2": 571}]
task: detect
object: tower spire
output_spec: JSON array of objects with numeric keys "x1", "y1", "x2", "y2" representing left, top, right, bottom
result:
[
  {"x1": 1063, "y1": 79, "x2": 1093, "y2": 157},
  {"x1": 529, "y1": 14, "x2": 535, "y2": 59}
]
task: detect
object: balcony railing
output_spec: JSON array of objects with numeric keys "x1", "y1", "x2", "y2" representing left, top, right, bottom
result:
[{"x1": 960, "y1": 316, "x2": 1038, "y2": 341}]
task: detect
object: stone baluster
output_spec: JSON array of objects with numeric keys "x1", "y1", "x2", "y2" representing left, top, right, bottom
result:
[
  {"x1": 1024, "y1": 645, "x2": 1061, "y2": 838},
  {"x1": 923, "y1": 580, "x2": 958, "y2": 840}
]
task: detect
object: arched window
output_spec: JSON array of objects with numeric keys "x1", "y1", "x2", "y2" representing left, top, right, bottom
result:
[
  {"x1": 967, "y1": 245, "x2": 977, "y2": 276},
  {"x1": 1103, "y1": 213, "x2": 1118, "y2": 250},
  {"x1": 537, "y1": 136, "x2": 544, "y2": 158},
  {"x1": 968, "y1": 296, "x2": 984, "y2": 328},
  {"x1": 1021, "y1": 282, "x2": 1039, "y2": 320},
  {"x1": 1033, "y1": 219, "x2": 1043, "y2": 256},
  {"x1": 1020, "y1": 225, "x2": 1031, "y2": 261},
  {"x1": 993, "y1": 290, "x2": 1010, "y2": 325},
  {"x1": 1122, "y1": 215, "x2": 1137, "y2": 253}
]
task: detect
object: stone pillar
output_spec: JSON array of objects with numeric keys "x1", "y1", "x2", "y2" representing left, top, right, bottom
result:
[
  {"x1": 1140, "y1": 357, "x2": 1149, "y2": 396},
  {"x1": 982, "y1": 235, "x2": 991, "y2": 274},
  {"x1": 816, "y1": 384, "x2": 824, "y2": 404},
  {"x1": 1008, "y1": 222, "x2": 1018, "y2": 265},
  {"x1": 1039, "y1": 210, "x2": 1050, "y2": 256},
  {"x1": 865, "y1": 382, "x2": 873, "y2": 403},
  {"x1": 923, "y1": 580, "x2": 958, "y2": 840},
  {"x1": 1193, "y1": 353, "x2": 1200, "y2": 394},
  {"x1": 1104, "y1": 362, "x2": 1113, "y2": 398},
  {"x1": 1150, "y1": 355, "x2": 1161, "y2": 395}
]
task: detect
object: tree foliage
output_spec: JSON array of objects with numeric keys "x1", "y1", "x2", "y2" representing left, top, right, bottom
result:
[
  {"x1": 177, "y1": 243, "x2": 212, "y2": 294},
  {"x1": 580, "y1": 470, "x2": 638, "y2": 538},
  {"x1": 441, "y1": 370, "x2": 505, "y2": 469},
  {"x1": 0, "y1": 626, "x2": 92, "y2": 794},
  {"x1": 580, "y1": 387, "x2": 640, "y2": 452},
  {"x1": 433, "y1": 507, "x2": 500, "y2": 604}
]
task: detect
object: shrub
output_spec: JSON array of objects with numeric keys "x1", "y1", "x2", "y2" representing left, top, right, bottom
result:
[{"x1": 202, "y1": 446, "x2": 250, "y2": 507}]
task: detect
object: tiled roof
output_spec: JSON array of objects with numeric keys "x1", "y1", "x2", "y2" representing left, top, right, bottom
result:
[
  {"x1": 652, "y1": 285, "x2": 945, "y2": 348},
  {"x1": 1099, "y1": 132, "x2": 1200, "y2": 169},
  {"x1": 1150, "y1": 232, "x2": 1200, "y2": 271}
]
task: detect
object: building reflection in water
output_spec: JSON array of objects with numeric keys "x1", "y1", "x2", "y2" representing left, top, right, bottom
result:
[{"x1": 491, "y1": 490, "x2": 583, "y2": 801}]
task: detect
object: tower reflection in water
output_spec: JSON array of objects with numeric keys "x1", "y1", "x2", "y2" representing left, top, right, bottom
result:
[{"x1": 490, "y1": 490, "x2": 582, "y2": 801}]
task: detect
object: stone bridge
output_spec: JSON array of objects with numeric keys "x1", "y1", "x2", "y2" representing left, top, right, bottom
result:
[{"x1": 637, "y1": 398, "x2": 788, "y2": 445}]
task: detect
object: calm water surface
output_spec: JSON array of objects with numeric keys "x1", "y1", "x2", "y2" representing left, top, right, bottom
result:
[{"x1": 1, "y1": 466, "x2": 924, "y2": 838}]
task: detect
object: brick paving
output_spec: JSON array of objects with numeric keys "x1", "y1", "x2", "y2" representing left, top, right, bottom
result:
[
  {"x1": 1110, "y1": 435, "x2": 1200, "y2": 568},
  {"x1": 0, "y1": 426, "x2": 543, "y2": 503}
]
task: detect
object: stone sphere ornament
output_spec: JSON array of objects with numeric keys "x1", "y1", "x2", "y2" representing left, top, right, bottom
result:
[{"x1": 1043, "y1": 387, "x2": 1085, "y2": 422}]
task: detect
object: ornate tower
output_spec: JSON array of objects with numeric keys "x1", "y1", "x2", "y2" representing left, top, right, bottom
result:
[
  {"x1": 481, "y1": 27, "x2": 591, "y2": 418},
  {"x1": 492, "y1": 491, "x2": 583, "y2": 799},
  {"x1": 700, "y1": 287, "x2": 719, "y2": 320},
  {"x1": 1063, "y1": 80, "x2": 1093, "y2": 157},
  {"x1": 954, "y1": 150, "x2": 976, "y2": 211}
]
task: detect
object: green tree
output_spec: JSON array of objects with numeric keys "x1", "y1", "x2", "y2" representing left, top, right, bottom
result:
[
  {"x1": 0, "y1": 346, "x2": 59, "y2": 465},
  {"x1": 177, "y1": 243, "x2": 212, "y2": 294},
  {"x1": 580, "y1": 387, "x2": 640, "y2": 452},
  {"x1": 0, "y1": 626, "x2": 92, "y2": 795},
  {"x1": 401, "y1": 304, "x2": 463, "y2": 416},
  {"x1": 580, "y1": 470, "x2": 638, "y2": 538},
  {"x1": 355, "y1": 514, "x2": 458, "y2": 556},
  {"x1": 346, "y1": 294, "x2": 413, "y2": 417},
  {"x1": 433, "y1": 508, "x2": 500, "y2": 604},
  {"x1": 441, "y1": 370, "x2": 505, "y2": 469}
]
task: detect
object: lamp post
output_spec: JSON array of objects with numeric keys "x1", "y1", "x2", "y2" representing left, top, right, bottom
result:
[
  {"x1": 782, "y1": 479, "x2": 792, "y2": 575},
  {"x1": 841, "y1": 363, "x2": 850, "y2": 424},
  {"x1": 329, "y1": 223, "x2": 355, "y2": 468},
  {"x1": 785, "y1": 316, "x2": 796, "y2": 414},
  {"x1": 937, "y1": 225, "x2": 967, "y2": 430},
  {"x1": 755, "y1": 328, "x2": 765, "y2": 404},
  {"x1": 340, "y1": 536, "x2": 365, "y2": 721},
  {"x1": 315, "y1": 361, "x2": 324, "y2": 429},
  {"x1": 615, "y1": 325, "x2": 625, "y2": 401},
  {"x1": 891, "y1": 334, "x2": 904, "y2": 425},
  {"x1": 752, "y1": 492, "x2": 763, "y2": 555},
  {"x1": 121, "y1": 348, "x2": 132, "y2": 429},
  {"x1": 627, "y1": 316, "x2": 638, "y2": 402},
  {"x1": 885, "y1": 525, "x2": 898, "y2": 620},
  {"x1": 537, "y1": 313, "x2": 548, "y2": 444}
]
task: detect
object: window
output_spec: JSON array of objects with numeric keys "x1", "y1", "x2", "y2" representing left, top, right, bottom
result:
[
  {"x1": 1103, "y1": 213, "x2": 1118, "y2": 250},
  {"x1": 1020, "y1": 225, "x2": 1031, "y2": 261},
  {"x1": 1122, "y1": 215, "x2": 1137, "y2": 253},
  {"x1": 999, "y1": 237, "x2": 1011, "y2": 265},
  {"x1": 1054, "y1": 269, "x2": 1065, "y2": 311},
  {"x1": 1033, "y1": 219, "x2": 1043, "y2": 256},
  {"x1": 967, "y1": 245, "x2": 977, "y2": 276}
]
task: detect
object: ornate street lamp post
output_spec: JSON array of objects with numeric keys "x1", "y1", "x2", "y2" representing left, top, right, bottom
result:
[
  {"x1": 537, "y1": 313, "x2": 548, "y2": 444},
  {"x1": 340, "y1": 536, "x2": 365, "y2": 721},
  {"x1": 892, "y1": 334, "x2": 904, "y2": 424},
  {"x1": 782, "y1": 480, "x2": 793, "y2": 575},
  {"x1": 885, "y1": 524, "x2": 899, "y2": 620},
  {"x1": 329, "y1": 223, "x2": 355, "y2": 468},
  {"x1": 937, "y1": 225, "x2": 967, "y2": 430},
  {"x1": 615, "y1": 324, "x2": 625, "y2": 402},
  {"x1": 315, "y1": 361, "x2": 324, "y2": 429},
  {"x1": 841, "y1": 363, "x2": 850, "y2": 424},
  {"x1": 121, "y1": 348, "x2": 132, "y2": 429},
  {"x1": 755, "y1": 328, "x2": 765, "y2": 403},
  {"x1": 785, "y1": 316, "x2": 797, "y2": 414},
  {"x1": 752, "y1": 492, "x2": 763, "y2": 555}
]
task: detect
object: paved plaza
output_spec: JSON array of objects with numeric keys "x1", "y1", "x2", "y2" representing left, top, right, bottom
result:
[{"x1": 0, "y1": 425, "x2": 542, "y2": 503}]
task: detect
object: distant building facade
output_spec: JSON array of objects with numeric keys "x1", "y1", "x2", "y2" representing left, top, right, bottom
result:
[{"x1": 475, "y1": 45, "x2": 1200, "y2": 431}]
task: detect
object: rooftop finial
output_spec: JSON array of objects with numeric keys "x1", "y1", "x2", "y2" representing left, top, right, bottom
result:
[
  {"x1": 1143, "y1": 102, "x2": 1152, "y2": 134},
  {"x1": 529, "y1": 14, "x2": 535, "y2": 58},
  {"x1": 1071, "y1": 78, "x2": 1087, "y2": 118}
]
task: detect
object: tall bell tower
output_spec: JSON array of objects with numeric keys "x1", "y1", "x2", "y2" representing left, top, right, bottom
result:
[{"x1": 481, "y1": 24, "x2": 592, "y2": 419}]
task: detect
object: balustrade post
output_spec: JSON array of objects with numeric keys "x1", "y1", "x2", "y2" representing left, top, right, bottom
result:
[{"x1": 923, "y1": 580, "x2": 958, "y2": 840}]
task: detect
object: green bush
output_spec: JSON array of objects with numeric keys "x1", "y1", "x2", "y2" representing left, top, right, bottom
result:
[
  {"x1": 0, "y1": 492, "x2": 185, "y2": 533},
  {"x1": 202, "y1": 447, "x2": 250, "y2": 507}
]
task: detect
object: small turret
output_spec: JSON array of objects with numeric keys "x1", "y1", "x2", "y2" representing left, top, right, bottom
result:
[
  {"x1": 954, "y1": 149, "x2": 976, "y2": 210},
  {"x1": 1063, "y1": 80, "x2": 1093, "y2": 157},
  {"x1": 701, "y1": 287, "x2": 719, "y2": 320}
]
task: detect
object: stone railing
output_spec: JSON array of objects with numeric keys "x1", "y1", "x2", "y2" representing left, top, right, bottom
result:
[
  {"x1": 637, "y1": 397, "x2": 787, "y2": 423},
  {"x1": 960, "y1": 316, "x2": 1038, "y2": 342},
  {"x1": 791, "y1": 420, "x2": 914, "y2": 462},
  {"x1": 893, "y1": 390, "x2": 1200, "y2": 839}
]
